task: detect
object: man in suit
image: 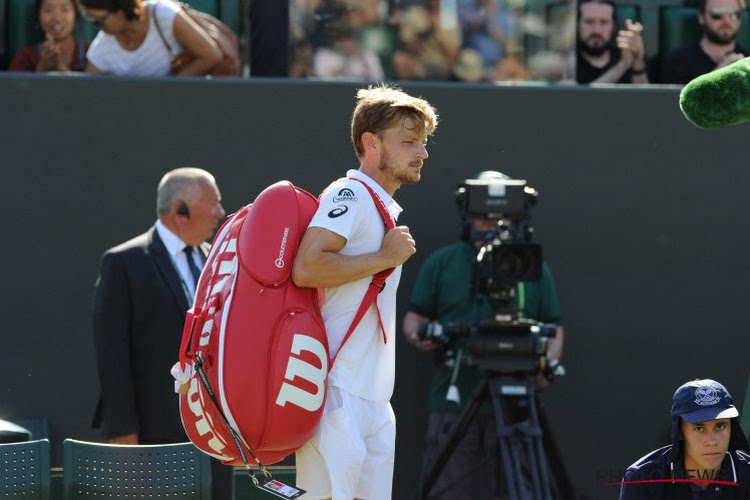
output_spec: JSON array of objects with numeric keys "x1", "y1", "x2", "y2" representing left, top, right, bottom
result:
[{"x1": 92, "y1": 167, "x2": 232, "y2": 497}]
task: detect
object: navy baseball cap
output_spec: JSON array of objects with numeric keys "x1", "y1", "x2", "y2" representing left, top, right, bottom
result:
[{"x1": 671, "y1": 379, "x2": 739, "y2": 423}]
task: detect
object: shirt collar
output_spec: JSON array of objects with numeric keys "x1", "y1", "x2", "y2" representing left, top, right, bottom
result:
[
  {"x1": 346, "y1": 169, "x2": 403, "y2": 221},
  {"x1": 156, "y1": 220, "x2": 189, "y2": 258}
]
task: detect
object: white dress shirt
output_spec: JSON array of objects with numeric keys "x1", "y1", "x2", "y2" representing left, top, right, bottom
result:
[{"x1": 155, "y1": 220, "x2": 203, "y2": 301}]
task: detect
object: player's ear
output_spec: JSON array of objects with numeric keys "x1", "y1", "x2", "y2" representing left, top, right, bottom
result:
[{"x1": 362, "y1": 132, "x2": 378, "y2": 153}]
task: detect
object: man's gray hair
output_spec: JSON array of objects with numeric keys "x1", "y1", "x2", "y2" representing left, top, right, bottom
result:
[{"x1": 156, "y1": 167, "x2": 216, "y2": 217}]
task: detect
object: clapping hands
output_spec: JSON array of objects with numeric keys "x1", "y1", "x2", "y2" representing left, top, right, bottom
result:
[{"x1": 617, "y1": 19, "x2": 645, "y2": 69}]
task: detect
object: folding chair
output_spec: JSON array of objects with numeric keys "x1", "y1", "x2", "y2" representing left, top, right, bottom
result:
[
  {"x1": 63, "y1": 439, "x2": 211, "y2": 499},
  {"x1": 0, "y1": 438, "x2": 50, "y2": 500}
]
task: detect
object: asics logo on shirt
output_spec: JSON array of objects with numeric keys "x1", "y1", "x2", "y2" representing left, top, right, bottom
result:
[{"x1": 328, "y1": 205, "x2": 348, "y2": 218}]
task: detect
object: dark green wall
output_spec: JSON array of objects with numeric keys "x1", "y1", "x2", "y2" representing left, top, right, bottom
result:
[{"x1": 3, "y1": 73, "x2": 750, "y2": 499}]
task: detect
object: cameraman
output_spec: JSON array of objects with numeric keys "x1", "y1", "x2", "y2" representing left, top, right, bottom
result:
[{"x1": 402, "y1": 171, "x2": 564, "y2": 500}]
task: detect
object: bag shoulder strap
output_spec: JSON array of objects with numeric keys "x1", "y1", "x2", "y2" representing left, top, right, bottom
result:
[
  {"x1": 331, "y1": 177, "x2": 396, "y2": 365},
  {"x1": 151, "y1": 3, "x2": 174, "y2": 57}
]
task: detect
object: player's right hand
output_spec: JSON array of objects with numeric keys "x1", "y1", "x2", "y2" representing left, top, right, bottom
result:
[{"x1": 381, "y1": 225, "x2": 416, "y2": 267}]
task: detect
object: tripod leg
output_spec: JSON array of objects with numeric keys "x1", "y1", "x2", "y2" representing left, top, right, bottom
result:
[
  {"x1": 527, "y1": 391, "x2": 553, "y2": 500},
  {"x1": 522, "y1": 431, "x2": 543, "y2": 499},
  {"x1": 415, "y1": 378, "x2": 488, "y2": 500},
  {"x1": 488, "y1": 376, "x2": 560, "y2": 500},
  {"x1": 488, "y1": 377, "x2": 523, "y2": 500},
  {"x1": 538, "y1": 400, "x2": 576, "y2": 499}
]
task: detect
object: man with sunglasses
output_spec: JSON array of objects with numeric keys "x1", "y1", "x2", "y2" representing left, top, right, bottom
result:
[{"x1": 661, "y1": 0, "x2": 747, "y2": 84}]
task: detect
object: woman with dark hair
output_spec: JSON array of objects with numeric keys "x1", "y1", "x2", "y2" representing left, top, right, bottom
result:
[
  {"x1": 81, "y1": 0, "x2": 222, "y2": 76},
  {"x1": 9, "y1": 0, "x2": 89, "y2": 72}
]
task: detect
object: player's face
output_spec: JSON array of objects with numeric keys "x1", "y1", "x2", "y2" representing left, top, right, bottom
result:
[
  {"x1": 680, "y1": 418, "x2": 731, "y2": 476},
  {"x1": 376, "y1": 117, "x2": 429, "y2": 186},
  {"x1": 578, "y1": 3, "x2": 615, "y2": 55},
  {"x1": 701, "y1": 0, "x2": 742, "y2": 44}
]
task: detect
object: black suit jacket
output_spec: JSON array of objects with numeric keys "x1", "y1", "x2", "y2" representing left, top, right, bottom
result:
[{"x1": 92, "y1": 226, "x2": 208, "y2": 442}]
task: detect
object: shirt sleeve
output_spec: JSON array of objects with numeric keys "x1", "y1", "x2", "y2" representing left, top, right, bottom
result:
[
  {"x1": 308, "y1": 179, "x2": 367, "y2": 243},
  {"x1": 92, "y1": 251, "x2": 139, "y2": 437},
  {"x1": 537, "y1": 262, "x2": 562, "y2": 323}
]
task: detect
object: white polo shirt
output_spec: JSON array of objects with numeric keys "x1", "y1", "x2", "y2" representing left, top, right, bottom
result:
[{"x1": 308, "y1": 169, "x2": 403, "y2": 402}]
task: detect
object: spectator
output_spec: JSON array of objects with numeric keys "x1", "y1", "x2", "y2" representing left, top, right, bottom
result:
[
  {"x1": 576, "y1": 0, "x2": 648, "y2": 84},
  {"x1": 392, "y1": 2, "x2": 462, "y2": 80},
  {"x1": 619, "y1": 379, "x2": 750, "y2": 499},
  {"x1": 291, "y1": 0, "x2": 388, "y2": 79},
  {"x1": 289, "y1": 40, "x2": 315, "y2": 78},
  {"x1": 313, "y1": 21, "x2": 384, "y2": 80},
  {"x1": 9, "y1": 0, "x2": 89, "y2": 72},
  {"x1": 660, "y1": 0, "x2": 746, "y2": 84},
  {"x1": 458, "y1": 0, "x2": 520, "y2": 80},
  {"x1": 452, "y1": 47, "x2": 484, "y2": 82},
  {"x1": 92, "y1": 167, "x2": 233, "y2": 498},
  {"x1": 80, "y1": 0, "x2": 222, "y2": 76}
]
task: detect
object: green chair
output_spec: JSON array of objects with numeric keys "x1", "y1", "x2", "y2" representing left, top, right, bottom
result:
[
  {"x1": 217, "y1": 0, "x2": 241, "y2": 38},
  {"x1": 658, "y1": 6, "x2": 750, "y2": 61},
  {"x1": 6, "y1": 0, "x2": 97, "y2": 66},
  {"x1": 614, "y1": 4, "x2": 640, "y2": 27},
  {"x1": 11, "y1": 418, "x2": 50, "y2": 440},
  {"x1": 63, "y1": 439, "x2": 211, "y2": 499},
  {"x1": 0, "y1": 439, "x2": 51, "y2": 500},
  {"x1": 184, "y1": 0, "x2": 218, "y2": 17}
]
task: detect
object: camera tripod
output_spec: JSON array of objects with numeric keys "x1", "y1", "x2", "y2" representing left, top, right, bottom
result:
[{"x1": 414, "y1": 373, "x2": 574, "y2": 500}]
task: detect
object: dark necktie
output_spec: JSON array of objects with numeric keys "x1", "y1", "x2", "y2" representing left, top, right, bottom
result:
[{"x1": 182, "y1": 246, "x2": 202, "y2": 290}]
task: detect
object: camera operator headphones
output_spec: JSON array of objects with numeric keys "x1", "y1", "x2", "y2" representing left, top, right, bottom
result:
[
  {"x1": 177, "y1": 202, "x2": 190, "y2": 217},
  {"x1": 457, "y1": 170, "x2": 509, "y2": 241}
]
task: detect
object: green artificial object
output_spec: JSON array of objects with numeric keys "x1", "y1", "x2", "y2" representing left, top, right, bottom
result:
[{"x1": 680, "y1": 56, "x2": 750, "y2": 129}]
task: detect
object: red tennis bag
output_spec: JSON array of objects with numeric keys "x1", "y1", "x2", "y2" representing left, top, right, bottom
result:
[{"x1": 176, "y1": 179, "x2": 394, "y2": 466}]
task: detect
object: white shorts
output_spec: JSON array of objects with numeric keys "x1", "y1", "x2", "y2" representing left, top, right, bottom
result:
[{"x1": 295, "y1": 386, "x2": 396, "y2": 499}]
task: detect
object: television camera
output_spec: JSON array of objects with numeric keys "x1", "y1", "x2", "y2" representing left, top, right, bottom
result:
[{"x1": 413, "y1": 175, "x2": 570, "y2": 500}]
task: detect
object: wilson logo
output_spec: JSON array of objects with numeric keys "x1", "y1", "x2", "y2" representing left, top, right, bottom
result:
[
  {"x1": 275, "y1": 334, "x2": 328, "y2": 412},
  {"x1": 186, "y1": 378, "x2": 230, "y2": 457},
  {"x1": 275, "y1": 227, "x2": 290, "y2": 269},
  {"x1": 199, "y1": 237, "x2": 238, "y2": 347}
]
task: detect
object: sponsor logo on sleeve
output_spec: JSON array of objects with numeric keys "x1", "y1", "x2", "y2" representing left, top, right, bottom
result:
[
  {"x1": 328, "y1": 205, "x2": 348, "y2": 218},
  {"x1": 333, "y1": 188, "x2": 358, "y2": 203}
]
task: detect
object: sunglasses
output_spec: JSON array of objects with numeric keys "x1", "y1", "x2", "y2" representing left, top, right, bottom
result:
[
  {"x1": 82, "y1": 10, "x2": 113, "y2": 27},
  {"x1": 707, "y1": 7, "x2": 742, "y2": 20}
]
